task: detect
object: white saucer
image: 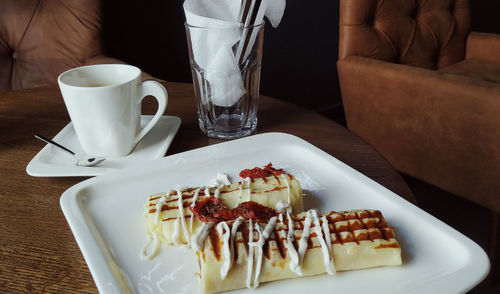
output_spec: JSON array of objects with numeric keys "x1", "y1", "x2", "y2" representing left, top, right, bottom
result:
[{"x1": 26, "y1": 115, "x2": 181, "y2": 177}]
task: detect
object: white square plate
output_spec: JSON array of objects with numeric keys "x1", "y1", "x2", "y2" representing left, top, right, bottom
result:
[
  {"x1": 27, "y1": 115, "x2": 181, "y2": 177},
  {"x1": 60, "y1": 133, "x2": 489, "y2": 294}
]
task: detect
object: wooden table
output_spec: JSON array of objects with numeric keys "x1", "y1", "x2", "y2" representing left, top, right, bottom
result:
[{"x1": 0, "y1": 82, "x2": 414, "y2": 293}]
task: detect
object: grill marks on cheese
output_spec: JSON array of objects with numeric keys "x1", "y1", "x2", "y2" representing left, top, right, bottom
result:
[
  {"x1": 202, "y1": 209, "x2": 398, "y2": 264},
  {"x1": 148, "y1": 180, "x2": 291, "y2": 216}
]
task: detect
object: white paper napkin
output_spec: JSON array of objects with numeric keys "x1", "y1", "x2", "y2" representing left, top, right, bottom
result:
[{"x1": 184, "y1": 0, "x2": 286, "y2": 107}]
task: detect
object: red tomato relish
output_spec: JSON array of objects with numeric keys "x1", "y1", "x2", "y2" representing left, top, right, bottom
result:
[
  {"x1": 239, "y1": 163, "x2": 283, "y2": 179},
  {"x1": 190, "y1": 197, "x2": 277, "y2": 223}
]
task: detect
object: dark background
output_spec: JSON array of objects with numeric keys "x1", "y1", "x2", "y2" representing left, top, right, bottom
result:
[{"x1": 102, "y1": 1, "x2": 500, "y2": 117}]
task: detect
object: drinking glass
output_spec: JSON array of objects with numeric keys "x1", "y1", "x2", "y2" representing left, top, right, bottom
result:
[{"x1": 185, "y1": 23, "x2": 264, "y2": 139}]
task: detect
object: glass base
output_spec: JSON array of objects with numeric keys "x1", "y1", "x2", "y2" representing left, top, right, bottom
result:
[{"x1": 199, "y1": 115, "x2": 257, "y2": 139}]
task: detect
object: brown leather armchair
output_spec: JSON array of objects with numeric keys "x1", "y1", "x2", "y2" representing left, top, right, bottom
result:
[
  {"x1": 0, "y1": 0, "x2": 153, "y2": 92},
  {"x1": 337, "y1": 0, "x2": 499, "y2": 278}
]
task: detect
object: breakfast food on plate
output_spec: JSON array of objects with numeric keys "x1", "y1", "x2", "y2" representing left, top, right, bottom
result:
[
  {"x1": 141, "y1": 163, "x2": 402, "y2": 294},
  {"x1": 142, "y1": 164, "x2": 303, "y2": 254},
  {"x1": 193, "y1": 206, "x2": 402, "y2": 294}
]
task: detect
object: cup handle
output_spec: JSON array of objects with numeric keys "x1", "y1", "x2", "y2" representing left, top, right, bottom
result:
[{"x1": 135, "y1": 80, "x2": 168, "y2": 144}]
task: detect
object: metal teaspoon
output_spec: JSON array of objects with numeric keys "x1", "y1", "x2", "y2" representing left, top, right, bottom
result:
[{"x1": 34, "y1": 133, "x2": 105, "y2": 167}]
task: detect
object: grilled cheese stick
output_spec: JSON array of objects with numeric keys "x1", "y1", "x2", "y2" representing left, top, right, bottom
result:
[
  {"x1": 143, "y1": 174, "x2": 303, "y2": 247},
  {"x1": 196, "y1": 209, "x2": 401, "y2": 294}
]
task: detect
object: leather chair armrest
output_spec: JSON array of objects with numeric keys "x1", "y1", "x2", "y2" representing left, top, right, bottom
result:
[
  {"x1": 338, "y1": 56, "x2": 500, "y2": 211},
  {"x1": 84, "y1": 55, "x2": 165, "y2": 83},
  {"x1": 466, "y1": 32, "x2": 500, "y2": 63}
]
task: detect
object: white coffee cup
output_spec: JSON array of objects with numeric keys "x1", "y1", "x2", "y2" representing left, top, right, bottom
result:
[{"x1": 58, "y1": 64, "x2": 168, "y2": 157}]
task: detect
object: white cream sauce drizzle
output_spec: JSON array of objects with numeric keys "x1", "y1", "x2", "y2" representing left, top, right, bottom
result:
[
  {"x1": 191, "y1": 188, "x2": 201, "y2": 207},
  {"x1": 277, "y1": 201, "x2": 301, "y2": 275},
  {"x1": 140, "y1": 232, "x2": 160, "y2": 260},
  {"x1": 176, "y1": 189, "x2": 190, "y2": 245},
  {"x1": 231, "y1": 217, "x2": 244, "y2": 257},
  {"x1": 286, "y1": 210, "x2": 301, "y2": 275},
  {"x1": 214, "y1": 184, "x2": 223, "y2": 198},
  {"x1": 245, "y1": 177, "x2": 251, "y2": 201},
  {"x1": 309, "y1": 210, "x2": 335, "y2": 275},
  {"x1": 204, "y1": 186, "x2": 210, "y2": 198},
  {"x1": 220, "y1": 173, "x2": 231, "y2": 185},
  {"x1": 208, "y1": 173, "x2": 231, "y2": 198},
  {"x1": 229, "y1": 217, "x2": 245, "y2": 280},
  {"x1": 190, "y1": 188, "x2": 201, "y2": 233},
  {"x1": 280, "y1": 174, "x2": 291, "y2": 204},
  {"x1": 275, "y1": 200, "x2": 290, "y2": 213},
  {"x1": 274, "y1": 200, "x2": 292, "y2": 222},
  {"x1": 154, "y1": 193, "x2": 169, "y2": 225},
  {"x1": 216, "y1": 221, "x2": 232, "y2": 279},
  {"x1": 245, "y1": 218, "x2": 254, "y2": 289},
  {"x1": 286, "y1": 209, "x2": 335, "y2": 276},
  {"x1": 192, "y1": 222, "x2": 214, "y2": 251},
  {"x1": 247, "y1": 216, "x2": 278, "y2": 289},
  {"x1": 208, "y1": 173, "x2": 231, "y2": 187},
  {"x1": 320, "y1": 215, "x2": 336, "y2": 274},
  {"x1": 296, "y1": 210, "x2": 313, "y2": 274},
  {"x1": 143, "y1": 191, "x2": 170, "y2": 259}
]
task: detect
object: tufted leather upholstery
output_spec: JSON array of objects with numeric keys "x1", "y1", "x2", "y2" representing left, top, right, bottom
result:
[
  {"x1": 338, "y1": 0, "x2": 500, "y2": 214},
  {"x1": 0, "y1": 0, "x2": 141, "y2": 92},
  {"x1": 339, "y1": 0, "x2": 470, "y2": 69}
]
